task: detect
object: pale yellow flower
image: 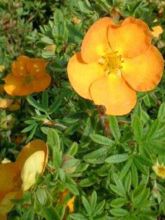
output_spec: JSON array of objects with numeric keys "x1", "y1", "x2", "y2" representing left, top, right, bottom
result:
[
  {"x1": 151, "y1": 25, "x2": 163, "y2": 38},
  {"x1": 153, "y1": 161, "x2": 165, "y2": 178},
  {"x1": 0, "y1": 65, "x2": 5, "y2": 72}
]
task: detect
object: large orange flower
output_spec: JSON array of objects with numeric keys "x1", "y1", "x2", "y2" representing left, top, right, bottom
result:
[
  {"x1": 0, "y1": 140, "x2": 48, "y2": 219},
  {"x1": 4, "y1": 56, "x2": 51, "y2": 96},
  {"x1": 67, "y1": 17, "x2": 164, "y2": 115}
]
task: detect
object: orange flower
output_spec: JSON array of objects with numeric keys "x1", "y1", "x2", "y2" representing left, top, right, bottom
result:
[
  {"x1": 67, "y1": 17, "x2": 164, "y2": 115},
  {"x1": 4, "y1": 56, "x2": 51, "y2": 96},
  {"x1": 0, "y1": 139, "x2": 48, "y2": 218}
]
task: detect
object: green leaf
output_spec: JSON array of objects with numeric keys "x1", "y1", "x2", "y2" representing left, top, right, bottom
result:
[
  {"x1": 67, "y1": 142, "x2": 78, "y2": 156},
  {"x1": 112, "y1": 173, "x2": 126, "y2": 197},
  {"x1": 27, "y1": 96, "x2": 46, "y2": 113},
  {"x1": 106, "y1": 154, "x2": 129, "y2": 164},
  {"x1": 47, "y1": 128, "x2": 62, "y2": 168},
  {"x1": 120, "y1": 159, "x2": 133, "y2": 179},
  {"x1": 109, "y1": 116, "x2": 121, "y2": 141},
  {"x1": 158, "y1": 102, "x2": 165, "y2": 121},
  {"x1": 95, "y1": 200, "x2": 105, "y2": 216},
  {"x1": 90, "y1": 191, "x2": 97, "y2": 212},
  {"x1": 65, "y1": 182, "x2": 79, "y2": 195},
  {"x1": 110, "y1": 208, "x2": 129, "y2": 217},
  {"x1": 83, "y1": 146, "x2": 109, "y2": 164},
  {"x1": 90, "y1": 134, "x2": 114, "y2": 146},
  {"x1": 47, "y1": 128, "x2": 60, "y2": 149},
  {"x1": 70, "y1": 213, "x2": 87, "y2": 220},
  {"x1": 124, "y1": 172, "x2": 131, "y2": 193},
  {"x1": 82, "y1": 196, "x2": 92, "y2": 215},
  {"x1": 42, "y1": 207, "x2": 60, "y2": 220},
  {"x1": 36, "y1": 188, "x2": 48, "y2": 205},
  {"x1": 131, "y1": 163, "x2": 138, "y2": 188},
  {"x1": 110, "y1": 198, "x2": 127, "y2": 208},
  {"x1": 79, "y1": 178, "x2": 96, "y2": 187},
  {"x1": 131, "y1": 115, "x2": 143, "y2": 142},
  {"x1": 41, "y1": 91, "x2": 48, "y2": 109}
]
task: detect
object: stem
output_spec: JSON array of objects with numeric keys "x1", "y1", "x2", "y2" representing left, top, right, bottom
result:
[{"x1": 97, "y1": 106, "x2": 111, "y2": 137}]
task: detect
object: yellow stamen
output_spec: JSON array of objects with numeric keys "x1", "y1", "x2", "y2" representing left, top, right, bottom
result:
[{"x1": 98, "y1": 51, "x2": 123, "y2": 76}]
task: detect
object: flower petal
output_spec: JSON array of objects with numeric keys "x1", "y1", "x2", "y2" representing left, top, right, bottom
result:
[
  {"x1": 12, "y1": 56, "x2": 29, "y2": 76},
  {"x1": 67, "y1": 53, "x2": 104, "y2": 99},
  {"x1": 0, "y1": 163, "x2": 21, "y2": 197},
  {"x1": 81, "y1": 17, "x2": 114, "y2": 63},
  {"x1": 0, "y1": 191, "x2": 22, "y2": 214},
  {"x1": 16, "y1": 139, "x2": 48, "y2": 171},
  {"x1": 122, "y1": 46, "x2": 164, "y2": 91},
  {"x1": 4, "y1": 74, "x2": 33, "y2": 96},
  {"x1": 90, "y1": 74, "x2": 137, "y2": 115},
  {"x1": 108, "y1": 17, "x2": 152, "y2": 58},
  {"x1": 0, "y1": 214, "x2": 7, "y2": 220},
  {"x1": 33, "y1": 74, "x2": 51, "y2": 93},
  {"x1": 26, "y1": 58, "x2": 48, "y2": 77},
  {"x1": 21, "y1": 151, "x2": 45, "y2": 191},
  {"x1": 16, "y1": 140, "x2": 48, "y2": 191}
]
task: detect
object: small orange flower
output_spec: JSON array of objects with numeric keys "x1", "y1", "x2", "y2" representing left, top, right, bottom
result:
[
  {"x1": 4, "y1": 56, "x2": 51, "y2": 96},
  {"x1": 60, "y1": 190, "x2": 75, "y2": 213},
  {"x1": 67, "y1": 17, "x2": 164, "y2": 115},
  {"x1": 0, "y1": 139, "x2": 48, "y2": 218}
]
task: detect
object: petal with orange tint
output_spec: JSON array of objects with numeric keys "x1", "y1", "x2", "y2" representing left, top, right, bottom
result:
[
  {"x1": 108, "y1": 17, "x2": 152, "y2": 58},
  {"x1": 122, "y1": 46, "x2": 164, "y2": 91},
  {"x1": 0, "y1": 214, "x2": 7, "y2": 220},
  {"x1": 0, "y1": 191, "x2": 22, "y2": 214},
  {"x1": 67, "y1": 196, "x2": 75, "y2": 213},
  {"x1": 16, "y1": 140, "x2": 48, "y2": 191},
  {"x1": 33, "y1": 74, "x2": 51, "y2": 93},
  {"x1": 21, "y1": 151, "x2": 45, "y2": 191},
  {"x1": 67, "y1": 53, "x2": 104, "y2": 99},
  {"x1": 12, "y1": 56, "x2": 29, "y2": 77},
  {"x1": 81, "y1": 17, "x2": 114, "y2": 63},
  {"x1": 26, "y1": 58, "x2": 48, "y2": 77},
  {"x1": 0, "y1": 163, "x2": 21, "y2": 196},
  {"x1": 4, "y1": 74, "x2": 33, "y2": 96},
  {"x1": 90, "y1": 74, "x2": 137, "y2": 115},
  {"x1": 16, "y1": 139, "x2": 48, "y2": 172}
]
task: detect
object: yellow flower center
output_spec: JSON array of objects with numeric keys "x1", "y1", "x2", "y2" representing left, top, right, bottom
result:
[
  {"x1": 98, "y1": 51, "x2": 123, "y2": 76},
  {"x1": 157, "y1": 166, "x2": 165, "y2": 176}
]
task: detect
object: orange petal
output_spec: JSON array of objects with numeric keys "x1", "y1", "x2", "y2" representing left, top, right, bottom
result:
[
  {"x1": 16, "y1": 140, "x2": 48, "y2": 191},
  {"x1": 81, "y1": 17, "x2": 114, "y2": 63},
  {"x1": 26, "y1": 58, "x2": 48, "y2": 77},
  {"x1": 0, "y1": 163, "x2": 21, "y2": 197},
  {"x1": 67, "y1": 196, "x2": 75, "y2": 213},
  {"x1": 67, "y1": 53, "x2": 104, "y2": 99},
  {"x1": 122, "y1": 46, "x2": 164, "y2": 91},
  {"x1": 0, "y1": 214, "x2": 7, "y2": 220},
  {"x1": 33, "y1": 74, "x2": 51, "y2": 92},
  {"x1": 16, "y1": 139, "x2": 48, "y2": 171},
  {"x1": 0, "y1": 191, "x2": 22, "y2": 214},
  {"x1": 108, "y1": 17, "x2": 152, "y2": 58},
  {"x1": 4, "y1": 74, "x2": 33, "y2": 96},
  {"x1": 90, "y1": 74, "x2": 137, "y2": 115},
  {"x1": 12, "y1": 56, "x2": 29, "y2": 77}
]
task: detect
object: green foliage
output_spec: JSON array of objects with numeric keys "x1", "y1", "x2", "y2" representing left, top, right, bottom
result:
[{"x1": 0, "y1": 0, "x2": 165, "y2": 219}]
